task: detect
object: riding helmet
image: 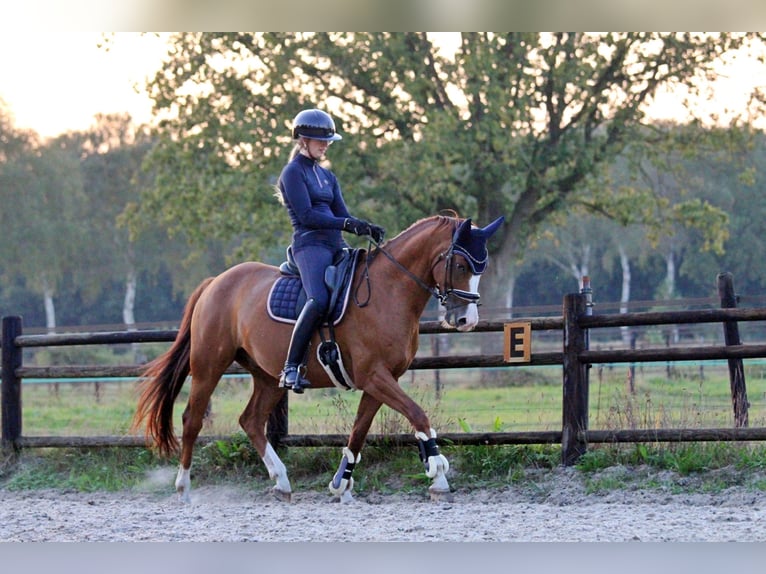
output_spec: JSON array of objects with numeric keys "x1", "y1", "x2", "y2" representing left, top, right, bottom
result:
[{"x1": 292, "y1": 109, "x2": 343, "y2": 141}]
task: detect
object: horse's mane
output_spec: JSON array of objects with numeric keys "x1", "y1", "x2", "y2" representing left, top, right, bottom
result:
[{"x1": 392, "y1": 213, "x2": 461, "y2": 244}]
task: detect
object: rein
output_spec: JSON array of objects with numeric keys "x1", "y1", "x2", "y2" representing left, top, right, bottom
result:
[
  {"x1": 353, "y1": 229, "x2": 481, "y2": 309},
  {"x1": 371, "y1": 243, "x2": 445, "y2": 303},
  {"x1": 354, "y1": 242, "x2": 431, "y2": 307}
]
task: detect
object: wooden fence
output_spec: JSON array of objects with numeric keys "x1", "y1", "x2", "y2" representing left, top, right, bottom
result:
[{"x1": 5, "y1": 273, "x2": 766, "y2": 464}]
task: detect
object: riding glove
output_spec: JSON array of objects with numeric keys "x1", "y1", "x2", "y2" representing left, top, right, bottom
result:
[
  {"x1": 369, "y1": 224, "x2": 386, "y2": 243},
  {"x1": 343, "y1": 217, "x2": 386, "y2": 243},
  {"x1": 343, "y1": 217, "x2": 369, "y2": 235},
  {"x1": 344, "y1": 218, "x2": 386, "y2": 243}
]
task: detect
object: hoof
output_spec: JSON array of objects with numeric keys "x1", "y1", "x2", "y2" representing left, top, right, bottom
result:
[
  {"x1": 272, "y1": 487, "x2": 292, "y2": 503},
  {"x1": 429, "y1": 488, "x2": 454, "y2": 503},
  {"x1": 338, "y1": 489, "x2": 354, "y2": 504}
]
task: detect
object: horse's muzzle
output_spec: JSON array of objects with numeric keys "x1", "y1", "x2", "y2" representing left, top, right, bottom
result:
[{"x1": 443, "y1": 300, "x2": 480, "y2": 332}]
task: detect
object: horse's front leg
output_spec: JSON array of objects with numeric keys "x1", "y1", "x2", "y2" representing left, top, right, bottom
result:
[
  {"x1": 415, "y1": 428, "x2": 451, "y2": 501},
  {"x1": 362, "y1": 368, "x2": 453, "y2": 502},
  {"x1": 328, "y1": 392, "x2": 381, "y2": 503}
]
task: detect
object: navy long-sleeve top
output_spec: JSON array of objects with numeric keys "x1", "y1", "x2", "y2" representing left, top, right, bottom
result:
[{"x1": 278, "y1": 154, "x2": 352, "y2": 249}]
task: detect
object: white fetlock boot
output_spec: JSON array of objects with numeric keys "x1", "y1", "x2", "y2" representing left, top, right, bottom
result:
[
  {"x1": 415, "y1": 429, "x2": 453, "y2": 502},
  {"x1": 328, "y1": 447, "x2": 360, "y2": 504}
]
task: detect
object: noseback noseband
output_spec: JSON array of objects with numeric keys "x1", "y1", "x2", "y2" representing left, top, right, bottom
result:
[{"x1": 439, "y1": 245, "x2": 481, "y2": 309}]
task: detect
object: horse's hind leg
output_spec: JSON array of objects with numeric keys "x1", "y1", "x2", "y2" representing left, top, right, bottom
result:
[
  {"x1": 239, "y1": 374, "x2": 293, "y2": 502},
  {"x1": 328, "y1": 392, "x2": 381, "y2": 503},
  {"x1": 175, "y1": 363, "x2": 229, "y2": 503}
]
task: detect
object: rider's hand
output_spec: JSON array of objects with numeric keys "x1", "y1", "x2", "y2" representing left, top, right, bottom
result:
[
  {"x1": 369, "y1": 224, "x2": 386, "y2": 244},
  {"x1": 343, "y1": 217, "x2": 372, "y2": 236}
]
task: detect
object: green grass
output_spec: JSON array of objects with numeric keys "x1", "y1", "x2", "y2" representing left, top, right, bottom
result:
[
  {"x1": 575, "y1": 442, "x2": 766, "y2": 495},
  {"x1": 19, "y1": 362, "x2": 766, "y2": 438},
  {"x1": 0, "y1": 447, "x2": 165, "y2": 492},
  {"x1": 5, "y1": 439, "x2": 766, "y2": 497},
  {"x1": 6, "y1": 361, "x2": 766, "y2": 495}
]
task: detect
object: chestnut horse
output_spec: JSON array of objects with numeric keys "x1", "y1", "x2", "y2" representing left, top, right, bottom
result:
[{"x1": 133, "y1": 214, "x2": 503, "y2": 503}]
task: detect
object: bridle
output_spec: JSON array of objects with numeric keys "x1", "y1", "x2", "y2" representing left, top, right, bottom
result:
[{"x1": 355, "y1": 223, "x2": 482, "y2": 312}]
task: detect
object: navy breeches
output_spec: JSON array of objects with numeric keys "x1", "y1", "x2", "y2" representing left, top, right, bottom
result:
[{"x1": 292, "y1": 243, "x2": 338, "y2": 313}]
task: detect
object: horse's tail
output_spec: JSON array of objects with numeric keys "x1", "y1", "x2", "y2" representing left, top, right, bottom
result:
[{"x1": 132, "y1": 276, "x2": 215, "y2": 457}]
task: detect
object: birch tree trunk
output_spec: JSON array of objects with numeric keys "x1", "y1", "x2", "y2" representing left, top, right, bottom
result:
[
  {"x1": 663, "y1": 250, "x2": 680, "y2": 344},
  {"x1": 569, "y1": 244, "x2": 590, "y2": 288},
  {"x1": 42, "y1": 276, "x2": 56, "y2": 334},
  {"x1": 123, "y1": 266, "x2": 146, "y2": 362},
  {"x1": 504, "y1": 272, "x2": 516, "y2": 318},
  {"x1": 123, "y1": 268, "x2": 137, "y2": 328},
  {"x1": 618, "y1": 244, "x2": 632, "y2": 348}
]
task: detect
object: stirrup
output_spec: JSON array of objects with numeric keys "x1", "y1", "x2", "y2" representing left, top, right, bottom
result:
[{"x1": 279, "y1": 366, "x2": 311, "y2": 394}]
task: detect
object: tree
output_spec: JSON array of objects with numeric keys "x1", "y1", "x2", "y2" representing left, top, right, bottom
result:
[
  {"x1": 131, "y1": 32, "x2": 764, "y2": 307},
  {"x1": 76, "y1": 114, "x2": 155, "y2": 329},
  {"x1": 77, "y1": 114, "x2": 220, "y2": 331},
  {"x1": 0, "y1": 101, "x2": 31, "y2": 163},
  {"x1": 0, "y1": 134, "x2": 86, "y2": 330},
  {"x1": 680, "y1": 131, "x2": 766, "y2": 296}
]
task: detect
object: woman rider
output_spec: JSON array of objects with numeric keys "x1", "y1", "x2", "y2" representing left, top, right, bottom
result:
[{"x1": 277, "y1": 108, "x2": 385, "y2": 393}]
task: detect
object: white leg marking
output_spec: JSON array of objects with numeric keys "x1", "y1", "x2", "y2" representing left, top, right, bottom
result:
[
  {"x1": 262, "y1": 443, "x2": 292, "y2": 495},
  {"x1": 175, "y1": 465, "x2": 191, "y2": 504}
]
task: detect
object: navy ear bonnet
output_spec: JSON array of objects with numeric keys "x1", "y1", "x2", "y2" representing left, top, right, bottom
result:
[{"x1": 451, "y1": 216, "x2": 505, "y2": 275}]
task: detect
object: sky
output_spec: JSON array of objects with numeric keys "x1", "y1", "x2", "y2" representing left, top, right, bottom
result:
[
  {"x1": 1, "y1": 31, "x2": 766, "y2": 140},
  {"x1": 0, "y1": 32, "x2": 171, "y2": 139}
]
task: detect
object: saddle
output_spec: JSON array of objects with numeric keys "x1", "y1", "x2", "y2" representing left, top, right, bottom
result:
[
  {"x1": 268, "y1": 246, "x2": 360, "y2": 325},
  {"x1": 267, "y1": 246, "x2": 363, "y2": 390}
]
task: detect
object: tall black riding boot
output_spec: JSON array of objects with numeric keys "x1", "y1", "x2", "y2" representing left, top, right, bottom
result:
[{"x1": 279, "y1": 298, "x2": 324, "y2": 394}]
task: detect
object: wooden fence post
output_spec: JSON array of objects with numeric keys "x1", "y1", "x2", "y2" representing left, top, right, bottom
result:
[
  {"x1": 717, "y1": 272, "x2": 749, "y2": 427},
  {"x1": 2, "y1": 316, "x2": 23, "y2": 451},
  {"x1": 431, "y1": 333, "x2": 442, "y2": 400},
  {"x1": 562, "y1": 293, "x2": 589, "y2": 465}
]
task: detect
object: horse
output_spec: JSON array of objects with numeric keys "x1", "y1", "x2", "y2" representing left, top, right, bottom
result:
[{"x1": 132, "y1": 214, "x2": 504, "y2": 503}]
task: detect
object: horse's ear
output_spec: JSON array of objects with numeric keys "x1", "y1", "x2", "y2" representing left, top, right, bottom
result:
[
  {"x1": 476, "y1": 216, "x2": 504, "y2": 239},
  {"x1": 453, "y1": 218, "x2": 473, "y2": 243}
]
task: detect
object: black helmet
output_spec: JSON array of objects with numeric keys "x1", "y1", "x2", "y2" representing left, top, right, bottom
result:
[{"x1": 291, "y1": 109, "x2": 342, "y2": 141}]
